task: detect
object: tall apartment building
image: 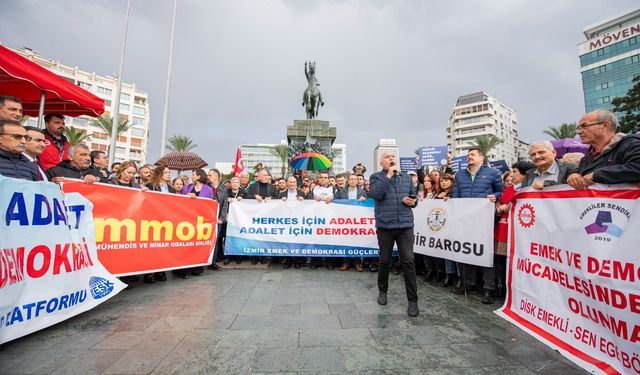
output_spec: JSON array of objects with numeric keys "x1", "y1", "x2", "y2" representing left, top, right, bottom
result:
[
  {"x1": 373, "y1": 138, "x2": 398, "y2": 173},
  {"x1": 14, "y1": 47, "x2": 151, "y2": 165},
  {"x1": 446, "y1": 92, "x2": 519, "y2": 165},
  {"x1": 579, "y1": 7, "x2": 640, "y2": 113},
  {"x1": 241, "y1": 142, "x2": 347, "y2": 177}
]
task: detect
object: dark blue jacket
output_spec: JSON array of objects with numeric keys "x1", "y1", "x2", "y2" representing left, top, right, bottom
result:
[
  {"x1": 452, "y1": 165, "x2": 504, "y2": 199},
  {"x1": 334, "y1": 186, "x2": 367, "y2": 200},
  {"x1": 0, "y1": 149, "x2": 40, "y2": 181},
  {"x1": 369, "y1": 170, "x2": 417, "y2": 229}
]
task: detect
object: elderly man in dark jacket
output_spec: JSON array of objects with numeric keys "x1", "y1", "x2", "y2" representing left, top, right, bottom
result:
[
  {"x1": 568, "y1": 109, "x2": 640, "y2": 189},
  {"x1": 521, "y1": 141, "x2": 577, "y2": 189},
  {"x1": 0, "y1": 120, "x2": 40, "y2": 181},
  {"x1": 451, "y1": 147, "x2": 504, "y2": 304},
  {"x1": 45, "y1": 144, "x2": 103, "y2": 184},
  {"x1": 369, "y1": 152, "x2": 419, "y2": 317}
]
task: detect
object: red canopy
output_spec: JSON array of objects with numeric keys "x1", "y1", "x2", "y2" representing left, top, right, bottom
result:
[{"x1": 0, "y1": 45, "x2": 104, "y2": 117}]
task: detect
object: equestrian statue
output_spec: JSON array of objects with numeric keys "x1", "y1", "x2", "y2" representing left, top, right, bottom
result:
[{"x1": 302, "y1": 61, "x2": 324, "y2": 119}]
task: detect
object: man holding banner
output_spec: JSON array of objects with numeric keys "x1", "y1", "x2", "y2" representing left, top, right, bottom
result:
[
  {"x1": 369, "y1": 151, "x2": 419, "y2": 317},
  {"x1": 451, "y1": 147, "x2": 503, "y2": 304}
]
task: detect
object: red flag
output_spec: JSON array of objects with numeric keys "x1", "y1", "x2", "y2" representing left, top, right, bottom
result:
[{"x1": 233, "y1": 147, "x2": 244, "y2": 177}]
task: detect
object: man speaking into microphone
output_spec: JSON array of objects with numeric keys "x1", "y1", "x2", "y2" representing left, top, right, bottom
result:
[{"x1": 369, "y1": 151, "x2": 420, "y2": 317}]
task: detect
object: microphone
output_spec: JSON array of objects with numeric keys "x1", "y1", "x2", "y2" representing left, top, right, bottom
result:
[{"x1": 390, "y1": 161, "x2": 397, "y2": 175}]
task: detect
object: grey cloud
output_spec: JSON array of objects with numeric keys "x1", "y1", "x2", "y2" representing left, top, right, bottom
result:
[{"x1": 1, "y1": 0, "x2": 637, "y2": 168}]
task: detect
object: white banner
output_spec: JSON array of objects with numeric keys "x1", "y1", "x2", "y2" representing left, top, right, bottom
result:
[
  {"x1": 0, "y1": 176, "x2": 126, "y2": 344},
  {"x1": 226, "y1": 198, "x2": 493, "y2": 266},
  {"x1": 413, "y1": 198, "x2": 495, "y2": 267},
  {"x1": 497, "y1": 185, "x2": 640, "y2": 374}
]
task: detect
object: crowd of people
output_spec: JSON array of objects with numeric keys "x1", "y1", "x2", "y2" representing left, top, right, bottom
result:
[{"x1": 2, "y1": 93, "x2": 639, "y2": 308}]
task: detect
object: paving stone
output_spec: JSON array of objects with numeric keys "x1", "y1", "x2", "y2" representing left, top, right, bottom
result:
[
  {"x1": 2, "y1": 330, "x2": 115, "y2": 374},
  {"x1": 231, "y1": 314, "x2": 341, "y2": 330},
  {"x1": 369, "y1": 325, "x2": 452, "y2": 346},
  {"x1": 342, "y1": 344, "x2": 434, "y2": 371},
  {"x1": 420, "y1": 342, "x2": 521, "y2": 368},
  {"x1": 103, "y1": 332, "x2": 184, "y2": 374},
  {"x1": 299, "y1": 328, "x2": 377, "y2": 347},
  {"x1": 300, "y1": 300, "x2": 331, "y2": 315},
  {"x1": 218, "y1": 329, "x2": 299, "y2": 348},
  {"x1": 254, "y1": 347, "x2": 345, "y2": 372},
  {"x1": 337, "y1": 313, "x2": 399, "y2": 329},
  {"x1": 328, "y1": 303, "x2": 360, "y2": 315},
  {"x1": 270, "y1": 303, "x2": 302, "y2": 315},
  {"x1": 152, "y1": 343, "x2": 256, "y2": 374},
  {"x1": 2, "y1": 268, "x2": 589, "y2": 374},
  {"x1": 50, "y1": 349, "x2": 126, "y2": 375}
]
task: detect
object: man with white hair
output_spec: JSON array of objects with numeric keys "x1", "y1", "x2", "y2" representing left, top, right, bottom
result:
[
  {"x1": 521, "y1": 140, "x2": 576, "y2": 190},
  {"x1": 45, "y1": 144, "x2": 103, "y2": 184},
  {"x1": 567, "y1": 109, "x2": 640, "y2": 190},
  {"x1": 369, "y1": 151, "x2": 420, "y2": 317}
]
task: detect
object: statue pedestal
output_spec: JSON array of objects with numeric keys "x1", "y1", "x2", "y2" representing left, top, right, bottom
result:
[{"x1": 287, "y1": 120, "x2": 337, "y2": 169}]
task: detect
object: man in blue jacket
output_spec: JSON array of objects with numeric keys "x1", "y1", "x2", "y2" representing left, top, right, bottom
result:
[
  {"x1": 369, "y1": 152, "x2": 419, "y2": 317},
  {"x1": 452, "y1": 148, "x2": 504, "y2": 304}
]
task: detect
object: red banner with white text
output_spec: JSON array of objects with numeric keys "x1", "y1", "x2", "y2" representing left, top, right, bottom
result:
[
  {"x1": 62, "y1": 181, "x2": 218, "y2": 276},
  {"x1": 497, "y1": 185, "x2": 640, "y2": 375}
]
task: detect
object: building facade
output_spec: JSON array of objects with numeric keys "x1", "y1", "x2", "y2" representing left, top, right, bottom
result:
[
  {"x1": 579, "y1": 7, "x2": 640, "y2": 113},
  {"x1": 14, "y1": 47, "x2": 151, "y2": 165},
  {"x1": 373, "y1": 138, "x2": 398, "y2": 173},
  {"x1": 446, "y1": 92, "x2": 519, "y2": 165},
  {"x1": 241, "y1": 142, "x2": 347, "y2": 177}
]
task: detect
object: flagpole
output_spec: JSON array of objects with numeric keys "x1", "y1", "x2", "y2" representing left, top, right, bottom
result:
[
  {"x1": 108, "y1": 0, "x2": 131, "y2": 165},
  {"x1": 160, "y1": 0, "x2": 178, "y2": 157}
]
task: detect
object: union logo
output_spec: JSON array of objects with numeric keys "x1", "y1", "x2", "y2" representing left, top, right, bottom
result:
[
  {"x1": 89, "y1": 276, "x2": 114, "y2": 299},
  {"x1": 426, "y1": 207, "x2": 447, "y2": 232},
  {"x1": 518, "y1": 203, "x2": 535, "y2": 228}
]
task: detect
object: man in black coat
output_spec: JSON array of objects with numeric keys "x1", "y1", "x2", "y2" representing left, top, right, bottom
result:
[
  {"x1": 247, "y1": 168, "x2": 278, "y2": 201},
  {"x1": 0, "y1": 120, "x2": 40, "y2": 181},
  {"x1": 567, "y1": 109, "x2": 640, "y2": 189},
  {"x1": 521, "y1": 141, "x2": 577, "y2": 189},
  {"x1": 45, "y1": 144, "x2": 103, "y2": 184}
]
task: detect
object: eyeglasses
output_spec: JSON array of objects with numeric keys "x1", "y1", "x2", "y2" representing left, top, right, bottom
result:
[
  {"x1": 576, "y1": 121, "x2": 604, "y2": 130},
  {"x1": 0, "y1": 133, "x2": 28, "y2": 140}
]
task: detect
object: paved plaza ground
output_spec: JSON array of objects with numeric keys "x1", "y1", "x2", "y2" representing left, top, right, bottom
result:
[{"x1": 0, "y1": 266, "x2": 588, "y2": 374}]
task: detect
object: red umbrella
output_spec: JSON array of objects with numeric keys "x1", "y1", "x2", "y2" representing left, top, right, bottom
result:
[
  {"x1": 155, "y1": 152, "x2": 208, "y2": 171},
  {"x1": 0, "y1": 45, "x2": 104, "y2": 118}
]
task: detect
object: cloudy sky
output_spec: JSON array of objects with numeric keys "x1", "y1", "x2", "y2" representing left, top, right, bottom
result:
[{"x1": 2, "y1": 1, "x2": 637, "y2": 168}]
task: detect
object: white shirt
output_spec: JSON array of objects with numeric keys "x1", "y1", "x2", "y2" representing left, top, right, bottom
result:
[
  {"x1": 313, "y1": 185, "x2": 333, "y2": 200},
  {"x1": 287, "y1": 189, "x2": 299, "y2": 200}
]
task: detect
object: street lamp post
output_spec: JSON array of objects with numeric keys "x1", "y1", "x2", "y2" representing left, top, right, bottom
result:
[{"x1": 108, "y1": 0, "x2": 131, "y2": 165}]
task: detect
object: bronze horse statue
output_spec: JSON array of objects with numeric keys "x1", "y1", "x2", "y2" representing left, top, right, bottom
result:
[{"x1": 302, "y1": 61, "x2": 324, "y2": 119}]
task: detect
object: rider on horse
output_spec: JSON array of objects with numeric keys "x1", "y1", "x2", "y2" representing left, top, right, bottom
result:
[{"x1": 302, "y1": 61, "x2": 324, "y2": 119}]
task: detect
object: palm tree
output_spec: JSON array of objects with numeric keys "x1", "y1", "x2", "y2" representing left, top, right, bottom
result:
[
  {"x1": 270, "y1": 144, "x2": 289, "y2": 177},
  {"x1": 167, "y1": 135, "x2": 197, "y2": 152},
  {"x1": 91, "y1": 114, "x2": 132, "y2": 154},
  {"x1": 472, "y1": 134, "x2": 503, "y2": 159},
  {"x1": 64, "y1": 126, "x2": 91, "y2": 146},
  {"x1": 543, "y1": 123, "x2": 577, "y2": 140}
]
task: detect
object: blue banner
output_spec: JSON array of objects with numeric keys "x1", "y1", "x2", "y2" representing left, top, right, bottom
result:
[
  {"x1": 450, "y1": 155, "x2": 468, "y2": 173},
  {"x1": 400, "y1": 157, "x2": 417, "y2": 172},
  {"x1": 418, "y1": 146, "x2": 448, "y2": 167},
  {"x1": 489, "y1": 160, "x2": 510, "y2": 174}
]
